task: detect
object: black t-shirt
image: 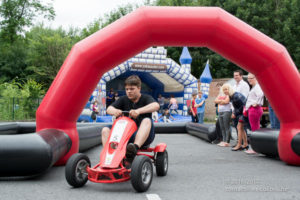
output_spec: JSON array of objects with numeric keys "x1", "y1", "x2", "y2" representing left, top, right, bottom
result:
[{"x1": 110, "y1": 94, "x2": 156, "y2": 126}]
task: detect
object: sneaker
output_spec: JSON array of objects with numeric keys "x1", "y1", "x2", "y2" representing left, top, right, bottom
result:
[
  {"x1": 126, "y1": 143, "x2": 138, "y2": 158},
  {"x1": 244, "y1": 149, "x2": 257, "y2": 154},
  {"x1": 212, "y1": 139, "x2": 221, "y2": 144},
  {"x1": 223, "y1": 142, "x2": 231, "y2": 147},
  {"x1": 217, "y1": 142, "x2": 224, "y2": 146}
]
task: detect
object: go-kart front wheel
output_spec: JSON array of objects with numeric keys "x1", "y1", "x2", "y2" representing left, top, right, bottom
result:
[
  {"x1": 156, "y1": 150, "x2": 168, "y2": 176},
  {"x1": 65, "y1": 153, "x2": 91, "y2": 188},
  {"x1": 131, "y1": 156, "x2": 153, "y2": 192}
]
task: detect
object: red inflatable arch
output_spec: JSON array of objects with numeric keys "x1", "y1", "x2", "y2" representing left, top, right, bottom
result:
[{"x1": 36, "y1": 7, "x2": 300, "y2": 165}]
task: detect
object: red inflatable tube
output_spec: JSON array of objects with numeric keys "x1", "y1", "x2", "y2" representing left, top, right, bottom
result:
[{"x1": 36, "y1": 7, "x2": 300, "y2": 165}]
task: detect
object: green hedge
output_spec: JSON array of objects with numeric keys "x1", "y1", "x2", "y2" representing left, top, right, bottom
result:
[{"x1": 0, "y1": 97, "x2": 42, "y2": 121}]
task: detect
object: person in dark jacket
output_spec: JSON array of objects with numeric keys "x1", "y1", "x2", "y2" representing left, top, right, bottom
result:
[{"x1": 221, "y1": 84, "x2": 248, "y2": 151}]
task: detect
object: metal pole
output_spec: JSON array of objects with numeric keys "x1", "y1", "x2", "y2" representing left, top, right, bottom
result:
[{"x1": 12, "y1": 97, "x2": 15, "y2": 120}]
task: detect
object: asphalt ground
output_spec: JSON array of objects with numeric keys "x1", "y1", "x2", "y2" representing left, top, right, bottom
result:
[{"x1": 1, "y1": 133, "x2": 300, "y2": 200}]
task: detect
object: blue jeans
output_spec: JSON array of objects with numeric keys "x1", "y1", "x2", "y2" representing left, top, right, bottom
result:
[
  {"x1": 197, "y1": 112, "x2": 204, "y2": 124},
  {"x1": 269, "y1": 105, "x2": 280, "y2": 129}
]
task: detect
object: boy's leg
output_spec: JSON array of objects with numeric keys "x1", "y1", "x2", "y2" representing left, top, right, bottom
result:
[
  {"x1": 133, "y1": 118, "x2": 152, "y2": 148},
  {"x1": 197, "y1": 113, "x2": 201, "y2": 123},
  {"x1": 198, "y1": 112, "x2": 204, "y2": 124},
  {"x1": 101, "y1": 127, "x2": 111, "y2": 147},
  {"x1": 127, "y1": 118, "x2": 154, "y2": 158}
]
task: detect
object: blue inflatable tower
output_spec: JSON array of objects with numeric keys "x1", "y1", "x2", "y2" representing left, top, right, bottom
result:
[
  {"x1": 200, "y1": 60, "x2": 212, "y2": 98},
  {"x1": 180, "y1": 46, "x2": 192, "y2": 72}
]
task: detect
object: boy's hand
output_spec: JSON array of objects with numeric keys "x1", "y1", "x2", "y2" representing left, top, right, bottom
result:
[
  {"x1": 129, "y1": 109, "x2": 140, "y2": 119},
  {"x1": 113, "y1": 109, "x2": 123, "y2": 118}
]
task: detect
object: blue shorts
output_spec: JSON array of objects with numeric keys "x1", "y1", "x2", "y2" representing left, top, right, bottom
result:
[{"x1": 129, "y1": 118, "x2": 155, "y2": 147}]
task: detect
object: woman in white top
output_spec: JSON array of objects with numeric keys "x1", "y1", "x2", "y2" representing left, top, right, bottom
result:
[
  {"x1": 231, "y1": 73, "x2": 264, "y2": 151},
  {"x1": 245, "y1": 73, "x2": 264, "y2": 131}
]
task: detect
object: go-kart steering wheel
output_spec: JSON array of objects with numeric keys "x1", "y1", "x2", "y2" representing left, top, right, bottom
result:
[
  {"x1": 116, "y1": 110, "x2": 130, "y2": 118},
  {"x1": 117, "y1": 111, "x2": 139, "y2": 120}
]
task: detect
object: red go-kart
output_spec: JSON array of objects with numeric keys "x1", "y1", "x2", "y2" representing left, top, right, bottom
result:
[{"x1": 65, "y1": 112, "x2": 168, "y2": 192}]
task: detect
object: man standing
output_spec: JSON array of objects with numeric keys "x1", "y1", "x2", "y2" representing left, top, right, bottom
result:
[
  {"x1": 101, "y1": 75, "x2": 159, "y2": 160},
  {"x1": 233, "y1": 70, "x2": 250, "y2": 98},
  {"x1": 232, "y1": 70, "x2": 250, "y2": 142}
]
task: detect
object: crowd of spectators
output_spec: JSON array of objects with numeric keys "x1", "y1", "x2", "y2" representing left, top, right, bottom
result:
[{"x1": 212, "y1": 70, "x2": 280, "y2": 154}]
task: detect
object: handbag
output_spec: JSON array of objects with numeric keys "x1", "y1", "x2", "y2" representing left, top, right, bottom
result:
[{"x1": 243, "y1": 107, "x2": 248, "y2": 117}]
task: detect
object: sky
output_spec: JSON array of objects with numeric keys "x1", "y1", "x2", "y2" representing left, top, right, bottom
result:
[{"x1": 39, "y1": 0, "x2": 146, "y2": 29}]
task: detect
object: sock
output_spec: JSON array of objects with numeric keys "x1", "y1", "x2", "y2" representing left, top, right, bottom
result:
[{"x1": 134, "y1": 144, "x2": 140, "y2": 150}]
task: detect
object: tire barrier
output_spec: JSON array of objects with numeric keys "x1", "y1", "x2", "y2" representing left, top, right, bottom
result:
[
  {"x1": 0, "y1": 122, "x2": 36, "y2": 135},
  {"x1": 0, "y1": 122, "x2": 111, "y2": 178},
  {"x1": 292, "y1": 133, "x2": 300, "y2": 156},
  {"x1": 250, "y1": 128, "x2": 279, "y2": 158},
  {"x1": 77, "y1": 123, "x2": 112, "y2": 152},
  {"x1": 154, "y1": 122, "x2": 187, "y2": 134},
  {"x1": 186, "y1": 122, "x2": 217, "y2": 142},
  {"x1": 0, "y1": 121, "x2": 187, "y2": 178},
  {"x1": 0, "y1": 128, "x2": 71, "y2": 178}
]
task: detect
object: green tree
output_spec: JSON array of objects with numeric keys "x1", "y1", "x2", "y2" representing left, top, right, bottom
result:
[
  {"x1": 155, "y1": 0, "x2": 198, "y2": 6},
  {"x1": 155, "y1": 0, "x2": 300, "y2": 77},
  {"x1": 78, "y1": 3, "x2": 144, "y2": 39},
  {"x1": 80, "y1": 19, "x2": 103, "y2": 39},
  {"x1": 20, "y1": 79, "x2": 44, "y2": 118},
  {"x1": 102, "y1": 3, "x2": 138, "y2": 28},
  {"x1": 25, "y1": 25, "x2": 73, "y2": 89},
  {"x1": 0, "y1": 0, "x2": 55, "y2": 43},
  {"x1": 0, "y1": 80, "x2": 21, "y2": 98},
  {"x1": 0, "y1": 39, "x2": 28, "y2": 83},
  {"x1": 0, "y1": 80, "x2": 22, "y2": 120},
  {"x1": 0, "y1": 79, "x2": 44, "y2": 120}
]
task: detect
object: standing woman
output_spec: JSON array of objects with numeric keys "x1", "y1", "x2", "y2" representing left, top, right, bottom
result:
[
  {"x1": 242, "y1": 73, "x2": 264, "y2": 154},
  {"x1": 245, "y1": 73, "x2": 264, "y2": 131},
  {"x1": 221, "y1": 84, "x2": 247, "y2": 151},
  {"x1": 214, "y1": 85, "x2": 232, "y2": 147}
]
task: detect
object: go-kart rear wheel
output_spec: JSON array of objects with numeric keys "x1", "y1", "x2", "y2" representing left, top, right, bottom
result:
[
  {"x1": 65, "y1": 153, "x2": 90, "y2": 188},
  {"x1": 131, "y1": 156, "x2": 153, "y2": 192},
  {"x1": 156, "y1": 150, "x2": 168, "y2": 176}
]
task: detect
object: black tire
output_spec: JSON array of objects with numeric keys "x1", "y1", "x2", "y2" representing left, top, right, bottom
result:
[
  {"x1": 131, "y1": 156, "x2": 153, "y2": 192},
  {"x1": 65, "y1": 153, "x2": 91, "y2": 188},
  {"x1": 155, "y1": 150, "x2": 168, "y2": 176}
]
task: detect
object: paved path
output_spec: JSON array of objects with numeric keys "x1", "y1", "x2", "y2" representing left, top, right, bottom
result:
[{"x1": 1, "y1": 134, "x2": 299, "y2": 200}]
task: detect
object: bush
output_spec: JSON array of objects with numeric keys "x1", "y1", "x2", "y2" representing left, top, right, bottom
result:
[{"x1": 0, "y1": 79, "x2": 44, "y2": 121}]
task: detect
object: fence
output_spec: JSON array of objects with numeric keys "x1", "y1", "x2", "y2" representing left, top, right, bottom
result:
[{"x1": 0, "y1": 97, "x2": 43, "y2": 121}]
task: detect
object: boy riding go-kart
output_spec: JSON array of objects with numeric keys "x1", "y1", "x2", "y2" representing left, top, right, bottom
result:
[{"x1": 65, "y1": 75, "x2": 168, "y2": 192}]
